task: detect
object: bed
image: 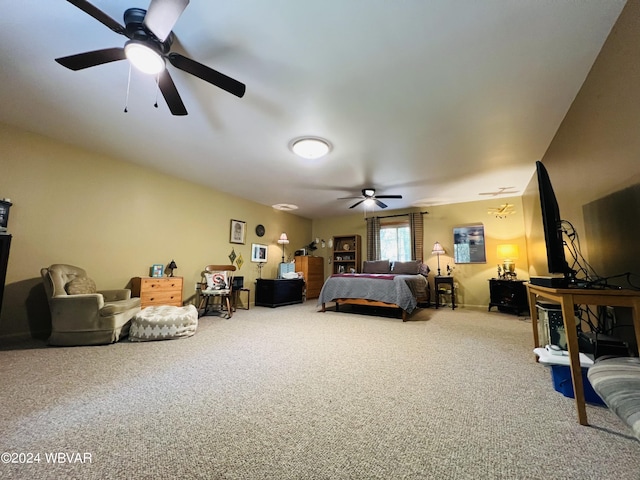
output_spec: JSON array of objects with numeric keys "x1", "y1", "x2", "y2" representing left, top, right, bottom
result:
[{"x1": 317, "y1": 260, "x2": 430, "y2": 321}]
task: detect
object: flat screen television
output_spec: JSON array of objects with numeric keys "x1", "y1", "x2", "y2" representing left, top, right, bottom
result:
[{"x1": 535, "y1": 161, "x2": 574, "y2": 285}]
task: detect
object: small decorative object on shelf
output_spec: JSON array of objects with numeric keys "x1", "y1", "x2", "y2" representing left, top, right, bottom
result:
[{"x1": 166, "y1": 260, "x2": 177, "y2": 277}]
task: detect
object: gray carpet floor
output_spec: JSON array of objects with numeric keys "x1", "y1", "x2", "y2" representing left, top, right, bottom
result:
[{"x1": 1, "y1": 302, "x2": 638, "y2": 479}]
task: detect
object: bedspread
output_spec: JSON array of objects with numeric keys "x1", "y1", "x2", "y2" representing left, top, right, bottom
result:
[{"x1": 317, "y1": 274, "x2": 427, "y2": 313}]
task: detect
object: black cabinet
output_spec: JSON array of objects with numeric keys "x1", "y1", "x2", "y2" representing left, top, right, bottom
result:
[
  {"x1": 255, "y1": 278, "x2": 304, "y2": 308},
  {"x1": 0, "y1": 234, "x2": 11, "y2": 314},
  {"x1": 488, "y1": 279, "x2": 528, "y2": 315}
]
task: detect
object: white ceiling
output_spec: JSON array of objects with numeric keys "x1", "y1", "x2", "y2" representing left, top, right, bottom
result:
[{"x1": 0, "y1": 0, "x2": 626, "y2": 219}]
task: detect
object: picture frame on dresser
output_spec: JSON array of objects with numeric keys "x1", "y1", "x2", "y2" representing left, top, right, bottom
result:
[
  {"x1": 151, "y1": 264, "x2": 164, "y2": 278},
  {"x1": 230, "y1": 219, "x2": 246, "y2": 244}
]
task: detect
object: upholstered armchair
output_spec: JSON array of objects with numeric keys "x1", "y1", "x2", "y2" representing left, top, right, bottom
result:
[{"x1": 41, "y1": 264, "x2": 141, "y2": 346}]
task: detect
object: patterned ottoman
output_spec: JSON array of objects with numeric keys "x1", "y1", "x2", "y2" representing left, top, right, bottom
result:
[{"x1": 129, "y1": 305, "x2": 198, "y2": 341}]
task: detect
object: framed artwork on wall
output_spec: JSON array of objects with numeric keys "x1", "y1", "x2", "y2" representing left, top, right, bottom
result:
[
  {"x1": 230, "y1": 219, "x2": 246, "y2": 244},
  {"x1": 453, "y1": 224, "x2": 486, "y2": 264},
  {"x1": 251, "y1": 244, "x2": 268, "y2": 263}
]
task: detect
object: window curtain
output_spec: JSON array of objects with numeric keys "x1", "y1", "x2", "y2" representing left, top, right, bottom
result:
[
  {"x1": 409, "y1": 212, "x2": 424, "y2": 261},
  {"x1": 365, "y1": 216, "x2": 381, "y2": 260}
]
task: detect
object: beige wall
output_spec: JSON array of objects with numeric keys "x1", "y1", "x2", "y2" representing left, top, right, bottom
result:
[
  {"x1": 525, "y1": 0, "x2": 640, "y2": 279},
  {"x1": 313, "y1": 198, "x2": 528, "y2": 308},
  {"x1": 0, "y1": 122, "x2": 311, "y2": 339}
]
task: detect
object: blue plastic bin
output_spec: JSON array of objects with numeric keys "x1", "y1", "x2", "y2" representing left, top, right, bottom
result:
[{"x1": 550, "y1": 365, "x2": 605, "y2": 406}]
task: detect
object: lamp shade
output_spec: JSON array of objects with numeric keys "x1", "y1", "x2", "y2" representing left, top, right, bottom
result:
[
  {"x1": 431, "y1": 242, "x2": 445, "y2": 255},
  {"x1": 278, "y1": 233, "x2": 289, "y2": 245},
  {"x1": 497, "y1": 244, "x2": 519, "y2": 261},
  {"x1": 167, "y1": 260, "x2": 177, "y2": 270}
]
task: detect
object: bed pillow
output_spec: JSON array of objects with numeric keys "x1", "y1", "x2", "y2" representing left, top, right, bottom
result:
[
  {"x1": 392, "y1": 260, "x2": 421, "y2": 275},
  {"x1": 419, "y1": 262, "x2": 430, "y2": 276},
  {"x1": 362, "y1": 260, "x2": 391, "y2": 274}
]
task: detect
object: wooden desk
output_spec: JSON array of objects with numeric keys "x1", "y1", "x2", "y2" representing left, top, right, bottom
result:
[{"x1": 526, "y1": 284, "x2": 640, "y2": 425}]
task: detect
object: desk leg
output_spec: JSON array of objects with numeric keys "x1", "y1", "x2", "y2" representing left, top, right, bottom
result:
[
  {"x1": 528, "y1": 288, "x2": 540, "y2": 359},
  {"x1": 560, "y1": 295, "x2": 588, "y2": 426},
  {"x1": 632, "y1": 298, "x2": 640, "y2": 352}
]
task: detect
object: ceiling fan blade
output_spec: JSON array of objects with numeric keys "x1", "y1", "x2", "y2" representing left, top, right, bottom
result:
[
  {"x1": 349, "y1": 200, "x2": 366, "y2": 209},
  {"x1": 375, "y1": 195, "x2": 403, "y2": 199},
  {"x1": 66, "y1": 0, "x2": 126, "y2": 35},
  {"x1": 374, "y1": 199, "x2": 388, "y2": 209},
  {"x1": 55, "y1": 48, "x2": 125, "y2": 70},
  {"x1": 337, "y1": 196, "x2": 364, "y2": 200},
  {"x1": 168, "y1": 53, "x2": 246, "y2": 98},
  {"x1": 158, "y1": 70, "x2": 188, "y2": 115},
  {"x1": 143, "y1": 0, "x2": 190, "y2": 42}
]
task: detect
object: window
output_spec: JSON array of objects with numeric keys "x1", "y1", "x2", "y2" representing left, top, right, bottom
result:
[{"x1": 380, "y1": 222, "x2": 411, "y2": 262}]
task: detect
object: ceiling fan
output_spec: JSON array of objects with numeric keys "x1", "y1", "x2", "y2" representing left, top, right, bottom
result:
[
  {"x1": 339, "y1": 189, "x2": 403, "y2": 209},
  {"x1": 488, "y1": 203, "x2": 515, "y2": 218},
  {"x1": 479, "y1": 187, "x2": 518, "y2": 197},
  {"x1": 55, "y1": 0, "x2": 246, "y2": 115}
]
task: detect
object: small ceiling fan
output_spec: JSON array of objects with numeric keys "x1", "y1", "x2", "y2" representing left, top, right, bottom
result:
[
  {"x1": 488, "y1": 203, "x2": 515, "y2": 218},
  {"x1": 339, "y1": 189, "x2": 403, "y2": 209},
  {"x1": 55, "y1": 0, "x2": 246, "y2": 115}
]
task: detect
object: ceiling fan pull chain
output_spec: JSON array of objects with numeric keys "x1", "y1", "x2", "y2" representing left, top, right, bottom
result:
[
  {"x1": 154, "y1": 74, "x2": 159, "y2": 109},
  {"x1": 124, "y1": 64, "x2": 132, "y2": 113}
]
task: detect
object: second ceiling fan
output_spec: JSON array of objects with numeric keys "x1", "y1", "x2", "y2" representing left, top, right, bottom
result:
[
  {"x1": 55, "y1": 0, "x2": 246, "y2": 115},
  {"x1": 339, "y1": 189, "x2": 403, "y2": 209}
]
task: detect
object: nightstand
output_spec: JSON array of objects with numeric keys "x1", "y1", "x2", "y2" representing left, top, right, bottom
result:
[
  {"x1": 488, "y1": 279, "x2": 528, "y2": 315},
  {"x1": 434, "y1": 276, "x2": 455, "y2": 309}
]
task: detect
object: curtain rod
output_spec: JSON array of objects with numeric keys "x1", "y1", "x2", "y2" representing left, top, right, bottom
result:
[{"x1": 364, "y1": 211, "x2": 429, "y2": 220}]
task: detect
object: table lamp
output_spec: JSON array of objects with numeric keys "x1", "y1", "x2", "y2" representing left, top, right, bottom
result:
[
  {"x1": 166, "y1": 260, "x2": 177, "y2": 277},
  {"x1": 431, "y1": 242, "x2": 445, "y2": 276},
  {"x1": 497, "y1": 244, "x2": 519, "y2": 278}
]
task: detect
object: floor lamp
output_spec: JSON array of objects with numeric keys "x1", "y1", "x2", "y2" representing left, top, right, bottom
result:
[{"x1": 278, "y1": 233, "x2": 289, "y2": 263}]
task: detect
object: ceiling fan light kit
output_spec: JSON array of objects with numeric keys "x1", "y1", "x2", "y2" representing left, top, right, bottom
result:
[
  {"x1": 290, "y1": 137, "x2": 331, "y2": 159},
  {"x1": 124, "y1": 41, "x2": 165, "y2": 74}
]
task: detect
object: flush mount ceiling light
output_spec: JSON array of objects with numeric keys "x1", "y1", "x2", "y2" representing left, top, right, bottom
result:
[
  {"x1": 124, "y1": 41, "x2": 165, "y2": 75},
  {"x1": 290, "y1": 137, "x2": 331, "y2": 159},
  {"x1": 272, "y1": 204, "x2": 299, "y2": 211}
]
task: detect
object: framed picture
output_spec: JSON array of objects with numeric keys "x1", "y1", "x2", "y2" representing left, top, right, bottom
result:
[
  {"x1": 230, "y1": 219, "x2": 246, "y2": 244},
  {"x1": 251, "y1": 243, "x2": 268, "y2": 263},
  {"x1": 453, "y1": 224, "x2": 486, "y2": 264},
  {"x1": 151, "y1": 264, "x2": 164, "y2": 277}
]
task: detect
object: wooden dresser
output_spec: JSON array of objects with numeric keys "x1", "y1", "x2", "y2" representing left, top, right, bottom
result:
[
  {"x1": 131, "y1": 276, "x2": 183, "y2": 308},
  {"x1": 294, "y1": 256, "x2": 324, "y2": 299}
]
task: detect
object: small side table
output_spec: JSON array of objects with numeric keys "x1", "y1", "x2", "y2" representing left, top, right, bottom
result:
[
  {"x1": 434, "y1": 276, "x2": 455, "y2": 310},
  {"x1": 233, "y1": 288, "x2": 251, "y2": 310}
]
